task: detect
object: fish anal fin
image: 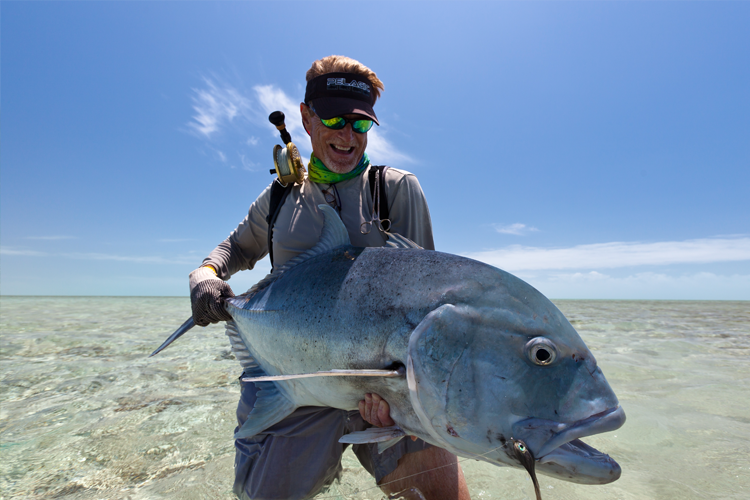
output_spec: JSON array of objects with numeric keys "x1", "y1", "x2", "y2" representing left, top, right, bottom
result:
[
  {"x1": 225, "y1": 320, "x2": 297, "y2": 440},
  {"x1": 234, "y1": 382, "x2": 296, "y2": 440}
]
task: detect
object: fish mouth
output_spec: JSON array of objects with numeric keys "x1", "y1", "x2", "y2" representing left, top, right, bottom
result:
[
  {"x1": 537, "y1": 438, "x2": 621, "y2": 484},
  {"x1": 514, "y1": 405, "x2": 626, "y2": 484}
]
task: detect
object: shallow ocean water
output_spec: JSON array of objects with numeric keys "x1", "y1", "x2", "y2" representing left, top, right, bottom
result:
[{"x1": 1, "y1": 296, "x2": 748, "y2": 499}]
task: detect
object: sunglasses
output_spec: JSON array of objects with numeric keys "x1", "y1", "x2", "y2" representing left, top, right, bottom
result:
[{"x1": 311, "y1": 106, "x2": 374, "y2": 134}]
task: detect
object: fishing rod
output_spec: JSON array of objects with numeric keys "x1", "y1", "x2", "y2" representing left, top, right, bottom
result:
[{"x1": 269, "y1": 111, "x2": 305, "y2": 186}]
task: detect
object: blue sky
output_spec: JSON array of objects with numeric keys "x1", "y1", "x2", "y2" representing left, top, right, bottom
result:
[{"x1": 1, "y1": 1, "x2": 748, "y2": 300}]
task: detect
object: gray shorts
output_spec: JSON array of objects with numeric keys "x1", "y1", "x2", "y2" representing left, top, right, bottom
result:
[{"x1": 233, "y1": 375, "x2": 431, "y2": 500}]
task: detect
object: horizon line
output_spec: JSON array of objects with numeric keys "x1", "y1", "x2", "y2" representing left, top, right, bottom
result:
[{"x1": 1, "y1": 294, "x2": 746, "y2": 303}]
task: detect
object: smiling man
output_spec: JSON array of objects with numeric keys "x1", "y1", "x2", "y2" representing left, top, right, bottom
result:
[
  {"x1": 301, "y1": 75, "x2": 371, "y2": 175},
  {"x1": 188, "y1": 55, "x2": 468, "y2": 499}
]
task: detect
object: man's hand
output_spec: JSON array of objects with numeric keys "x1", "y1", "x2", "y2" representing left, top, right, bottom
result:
[
  {"x1": 189, "y1": 266, "x2": 235, "y2": 326},
  {"x1": 358, "y1": 393, "x2": 395, "y2": 427}
]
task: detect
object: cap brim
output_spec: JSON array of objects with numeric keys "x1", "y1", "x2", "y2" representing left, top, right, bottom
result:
[{"x1": 311, "y1": 97, "x2": 379, "y2": 125}]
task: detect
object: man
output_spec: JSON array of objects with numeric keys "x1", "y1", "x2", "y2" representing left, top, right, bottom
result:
[{"x1": 189, "y1": 55, "x2": 469, "y2": 500}]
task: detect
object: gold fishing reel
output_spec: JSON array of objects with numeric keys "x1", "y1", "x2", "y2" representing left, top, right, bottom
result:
[
  {"x1": 272, "y1": 143, "x2": 305, "y2": 185},
  {"x1": 269, "y1": 111, "x2": 305, "y2": 186}
]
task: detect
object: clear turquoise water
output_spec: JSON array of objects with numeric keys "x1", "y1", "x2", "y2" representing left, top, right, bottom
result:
[{"x1": 1, "y1": 297, "x2": 748, "y2": 499}]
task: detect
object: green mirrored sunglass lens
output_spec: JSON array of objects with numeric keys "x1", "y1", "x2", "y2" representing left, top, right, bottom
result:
[
  {"x1": 321, "y1": 117, "x2": 345, "y2": 129},
  {"x1": 319, "y1": 115, "x2": 373, "y2": 133},
  {"x1": 353, "y1": 120, "x2": 374, "y2": 133}
]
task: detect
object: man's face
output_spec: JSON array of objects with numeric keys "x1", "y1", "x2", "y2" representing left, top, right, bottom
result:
[{"x1": 301, "y1": 103, "x2": 368, "y2": 174}]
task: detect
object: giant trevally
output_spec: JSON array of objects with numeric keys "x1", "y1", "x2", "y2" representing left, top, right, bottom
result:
[{"x1": 154, "y1": 205, "x2": 625, "y2": 496}]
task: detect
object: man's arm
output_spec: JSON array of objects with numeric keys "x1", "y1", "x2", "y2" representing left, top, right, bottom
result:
[
  {"x1": 189, "y1": 183, "x2": 273, "y2": 325},
  {"x1": 201, "y1": 183, "x2": 273, "y2": 279}
]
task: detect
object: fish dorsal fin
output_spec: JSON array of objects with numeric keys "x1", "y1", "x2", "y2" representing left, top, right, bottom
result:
[
  {"x1": 285, "y1": 204, "x2": 351, "y2": 265},
  {"x1": 229, "y1": 204, "x2": 351, "y2": 308},
  {"x1": 233, "y1": 272, "x2": 277, "y2": 305},
  {"x1": 385, "y1": 232, "x2": 423, "y2": 249}
]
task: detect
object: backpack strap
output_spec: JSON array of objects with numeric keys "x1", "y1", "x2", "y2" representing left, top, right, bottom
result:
[
  {"x1": 265, "y1": 180, "x2": 293, "y2": 268},
  {"x1": 368, "y1": 165, "x2": 390, "y2": 228}
]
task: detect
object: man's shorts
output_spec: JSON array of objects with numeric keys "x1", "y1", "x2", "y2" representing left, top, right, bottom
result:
[{"x1": 233, "y1": 375, "x2": 432, "y2": 500}]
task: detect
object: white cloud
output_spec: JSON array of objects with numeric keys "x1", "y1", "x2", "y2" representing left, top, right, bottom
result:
[
  {"x1": 464, "y1": 237, "x2": 750, "y2": 271},
  {"x1": 492, "y1": 223, "x2": 539, "y2": 236},
  {"x1": 533, "y1": 271, "x2": 750, "y2": 301},
  {"x1": 25, "y1": 236, "x2": 75, "y2": 240},
  {"x1": 365, "y1": 128, "x2": 414, "y2": 166},
  {"x1": 549, "y1": 270, "x2": 611, "y2": 281},
  {"x1": 0, "y1": 247, "x2": 48, "y2": 257},
  {"x1": 0, "y1": 246, "x2": 194, "y2": 265},
  {"x1": 188, "y1": 78, "x2": 250, "y2": 138},
  {"x1": 239, "y1": 153, "x2": 259, "y2": 172},
  {"x1": 253, "y1": 84, "x2": 308, "y2": 143},
  {"x1": 70, "y1": 252, "x2": 198, "y2": 264},
  {"x1": 187, "y1": 79, "x2": 412, "y2": 166}
]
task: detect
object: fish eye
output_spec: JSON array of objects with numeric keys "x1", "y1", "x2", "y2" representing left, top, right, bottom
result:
[
  {"x1": 524, "y1": 337, "x2": 558, "y2": 366},
  {"x1": 515, "y1": 442, "x2": 526, "y2": 452}
]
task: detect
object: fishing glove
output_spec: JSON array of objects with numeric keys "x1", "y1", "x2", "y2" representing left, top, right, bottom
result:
[{"x1": 189, "y1": 266, "x2": 235, "y2": 327}]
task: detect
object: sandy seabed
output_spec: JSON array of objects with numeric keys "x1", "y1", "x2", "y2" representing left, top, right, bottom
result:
[{"x1": 1, "y1": 297, "x2": 748, "y2": 499}]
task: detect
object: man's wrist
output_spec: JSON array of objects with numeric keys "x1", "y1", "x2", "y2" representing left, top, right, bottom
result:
[{"x1": 189, "y1": 265, "x2": 221, "y2": 291}]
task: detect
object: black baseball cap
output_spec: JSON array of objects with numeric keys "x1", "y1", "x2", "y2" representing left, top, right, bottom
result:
[{"x1": 304, "y1": 72, "x2": 379, "y2": 125}]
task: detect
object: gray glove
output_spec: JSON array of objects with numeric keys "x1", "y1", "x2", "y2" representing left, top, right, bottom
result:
[{"x1": 189, "y1": 267, "x2": 235, "y2": 327}]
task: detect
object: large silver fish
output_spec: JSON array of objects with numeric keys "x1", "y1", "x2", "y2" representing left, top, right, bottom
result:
[{"x1": 155, "y1": 205, "x2": 625, "y2": 492}]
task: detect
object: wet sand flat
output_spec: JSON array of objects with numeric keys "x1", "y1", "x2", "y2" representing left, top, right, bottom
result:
[{"x1": 1, "y1": 297, "x2": 748, "y2": 499}]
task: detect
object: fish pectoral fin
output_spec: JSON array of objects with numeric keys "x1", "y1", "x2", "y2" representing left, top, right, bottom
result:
[
  {"x1": 339, "y1": 425, "x2": 406, "y2": 453},
  {"x1": 234, "y1": 383, "x2": 296, "y2": 440},
  {"x1": 377, "y1": 436, "x2": 407, "y2": 454}
]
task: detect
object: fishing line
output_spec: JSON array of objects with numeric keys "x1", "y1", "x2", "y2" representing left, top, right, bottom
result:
[{"x1": 314, "y1": 444, "x2": 506, "y2": 500}]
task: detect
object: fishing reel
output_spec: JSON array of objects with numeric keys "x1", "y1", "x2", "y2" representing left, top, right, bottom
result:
[{"x1": 269, "y1": 111, "x2": 305, "y2": 186}]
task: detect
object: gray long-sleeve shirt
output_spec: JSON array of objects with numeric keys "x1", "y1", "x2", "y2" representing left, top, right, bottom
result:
[{"x1": 203, "y1": 165, "x2": 435, "y2": 281}]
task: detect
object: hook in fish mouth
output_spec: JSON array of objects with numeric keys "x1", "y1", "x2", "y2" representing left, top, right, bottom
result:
[
  {"x1": 512, "y1": 405, "x2": 626, "y2": 485},
  {"x1": 508, "y1": 438, "x2": 542, "y2": 500}
]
